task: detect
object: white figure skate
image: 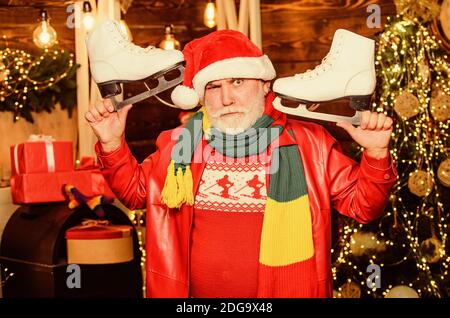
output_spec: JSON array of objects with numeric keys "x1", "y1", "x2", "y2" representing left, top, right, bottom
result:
[
  {"x1": 86, "y1": 20, "x2": 185, "y2": 110},
  {"x1": 272, "y1": 29, "x2": 376, "y2": 125}
]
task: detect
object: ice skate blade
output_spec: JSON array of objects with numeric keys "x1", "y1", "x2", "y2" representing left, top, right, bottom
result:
[
  {"x1": 99, "y1": 63, "x2": 185, "y2": 110},
  {"x1": 274, "y1": 92, "x2": 373, "y2": 111},
  {"x1": 273, "y1": 97, "x2": 362, "y2": 125}
]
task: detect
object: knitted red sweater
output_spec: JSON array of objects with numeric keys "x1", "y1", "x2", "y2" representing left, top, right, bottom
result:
[{"x1": 190, "y1": 148, "x2": 269, "y2": 297}]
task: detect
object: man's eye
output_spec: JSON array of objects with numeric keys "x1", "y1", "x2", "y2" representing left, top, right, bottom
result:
[{"x1": 233, "y1": 79, "x2": 243, "y2": 85}]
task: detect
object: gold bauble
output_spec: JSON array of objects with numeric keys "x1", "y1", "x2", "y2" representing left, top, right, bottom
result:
[
  {"x1": 0, "y1": 60, "x2": 5, "y2": 83},
  {"x1": 430, "y1": 91, "x2": 450, "y2": 122},
  {"x1": 394, "y1": 91, "x2": 420, "y2": 119},
  {"x1": 437, "y1": 158, "x2": 450, "y2": 187},
  {"x1": 418, "y1": 62, "x2": 430, "y2": 82},
  {"x1": 385, "y1": 285, "x2": 419, "y2": 298},
  {"x1": 420, "y1": 237, "x2": 443, "y2": 263},
  {"x1": 408, "y1": 170, "x2": 434, "y2": 197},
  {"x1": 340, "y1": 281, "x2": 361, "y2": 298}
]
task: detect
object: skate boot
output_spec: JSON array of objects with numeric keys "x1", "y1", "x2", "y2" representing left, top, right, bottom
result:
[
  {"x1": 272, "y1": 29, "x2": 376, "y2": 125},
  {"x1": 86, "y1": 20, "x2": 185, "y2": 110}
]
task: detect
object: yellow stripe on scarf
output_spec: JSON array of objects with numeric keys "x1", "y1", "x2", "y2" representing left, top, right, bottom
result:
[
  {"x1": 161, "y1": 107, "x2": 207, "y2": 209},
  {"x1": 259, "y1": 195, "x2": 314, "y2": 266}
]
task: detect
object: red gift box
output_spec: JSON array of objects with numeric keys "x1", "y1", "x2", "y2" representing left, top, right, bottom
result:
[
  {"x1": 66, "y1": 220, "x2": 133, "y2": 264},
  {"x1": 10, "y1": 169, "x2": 114, "y2": 204},
  {"x1": 10, "y1": 139, "x2": 73, "y2": 176}
]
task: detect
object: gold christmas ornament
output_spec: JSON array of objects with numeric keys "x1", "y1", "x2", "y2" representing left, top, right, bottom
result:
[
  {"x1": 394, "y1": 91, "x2": 420, "y2": 119},
  {"x1": 340, "y1": 281, "x2": 361, "y2": 298},
  {"x1": 420, "y1": 237, "x2": 443, "y2": 263},
  {"x1": 350, "y1": 232, "x2": 386, "y2": 257},
  {"x1": 0, "y1": 60, "x2": 5, "y2": 82},
  {"x1": 385, "y1": 285, "x2": 419, "y2": 298},
  {"x1": 430, "y1": 91, "x2": 450, "y2": 122},
  {"x1": 418, "y1": 61, "x2": 430, "y2": 82},
  {"x1": 408, "y1": 170, "x2": 434, "y2": 197},
  {"x1": 437, "y1": 158, "x2": 450, "y2": 187}
]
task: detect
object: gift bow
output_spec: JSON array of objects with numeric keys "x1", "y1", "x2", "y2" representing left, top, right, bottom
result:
[
  {"x1": 27, "y1": 134, "x2": 55, "y2": 142},
  {"x1": 80, "y1": 219, "x2": 110, "y2": 227}
]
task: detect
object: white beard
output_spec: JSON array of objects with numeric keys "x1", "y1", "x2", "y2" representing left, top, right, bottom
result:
[{"x1": 206, "y1": 97, "x2": 265, "y2": 135}]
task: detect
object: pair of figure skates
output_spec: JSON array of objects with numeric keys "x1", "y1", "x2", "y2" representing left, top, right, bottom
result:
[{"x1": 87, "y1": 21, "x2": 375, "y2": 125}]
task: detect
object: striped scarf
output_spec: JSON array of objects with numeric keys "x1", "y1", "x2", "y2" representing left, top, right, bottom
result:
[{"x1": 162, "y1": 93, "x2": 316, "y2": 297}]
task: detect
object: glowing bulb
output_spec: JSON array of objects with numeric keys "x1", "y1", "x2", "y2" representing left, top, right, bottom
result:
[
  {"x1": 158, "y1": 24, "x2": 180, "y2": 50},
  {"x1": 203, "y1": 1, "x2": 216, "y2": 28},
  {"x1": 33, "y1": 9, "x2": 57, "y2": 49},
  {"x1": 83, "y1": 14, "x2": 95, "y2": 31},
  {"x1": 82, "y1": 1, "x2": 95, "y2": 31}
]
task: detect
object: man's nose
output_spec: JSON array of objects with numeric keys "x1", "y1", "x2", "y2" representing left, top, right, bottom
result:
[{"x1": 220, "y1": 84, "x2": 234, "y2": 106}]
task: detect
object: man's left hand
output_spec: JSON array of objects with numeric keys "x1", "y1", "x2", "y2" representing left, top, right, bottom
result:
[{"x1": 336, "y1": 111, "x2": 393, "y2": 159}]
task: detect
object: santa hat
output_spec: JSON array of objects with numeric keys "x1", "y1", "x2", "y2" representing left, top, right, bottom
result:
[{"x1": 171, "y1": 30, "x2": 276, "y2": 109}]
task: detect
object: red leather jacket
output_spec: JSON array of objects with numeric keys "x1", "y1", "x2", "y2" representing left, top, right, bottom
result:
[{"x1": 95, "y1": 119, "x2": 397, "y2": 298}]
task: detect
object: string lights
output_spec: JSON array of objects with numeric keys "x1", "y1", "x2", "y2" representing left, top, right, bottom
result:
[
  {"x1": 333, "y1": 14, "x2": 450, "y2": 298},
  {"x1": 128, "y1": 209, "x2": 147, "y2": 296},
  {"x1": 0, "y1": 40, "x2": 78, "y2": 122}
]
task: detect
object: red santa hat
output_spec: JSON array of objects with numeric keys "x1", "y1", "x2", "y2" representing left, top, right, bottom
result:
[{"x1": 171, "y1": 30, "x2": 276, "y2": 109}]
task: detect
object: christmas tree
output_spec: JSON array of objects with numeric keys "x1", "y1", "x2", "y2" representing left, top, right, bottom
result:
[{"x1": 333, "y1": 1, "x2": 450, "y2": 298}]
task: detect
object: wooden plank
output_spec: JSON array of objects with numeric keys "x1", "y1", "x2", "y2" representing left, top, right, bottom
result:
[
  {"x1": 261, "y1": 0, "x2": 395, "y2": 20},
  {"x1": 262, "y1": 15, "x2": 394, "y2": 62}
]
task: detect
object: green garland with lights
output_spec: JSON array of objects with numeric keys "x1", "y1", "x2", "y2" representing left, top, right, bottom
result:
[{"x1": 0, "y1": 47, "x2": 79, "y2": 123}]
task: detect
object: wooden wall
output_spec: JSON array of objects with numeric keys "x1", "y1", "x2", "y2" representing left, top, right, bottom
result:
[{"x1": 0, "y1": 0, "x2": 397, "y2": 163}]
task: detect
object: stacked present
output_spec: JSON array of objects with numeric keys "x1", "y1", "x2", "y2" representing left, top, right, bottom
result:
[
  {"x1": 10, "y1": 135, "x2": 114, "y2": 204},
  {"x1": 66, "y1": 219, "x2": 134, "y2": 265}
]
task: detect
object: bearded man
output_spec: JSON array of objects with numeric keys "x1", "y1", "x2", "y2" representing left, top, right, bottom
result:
[{"x1": 85, "y1": 30, "x2": 397, "y2": 298}]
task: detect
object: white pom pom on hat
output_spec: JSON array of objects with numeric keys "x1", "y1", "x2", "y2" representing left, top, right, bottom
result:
[
  {"x1": 170, "y1": 30, "x2": 276, "y2": 110},
  {"x1": 171, "y1": 85, "x2": 199, "y2": 110}
]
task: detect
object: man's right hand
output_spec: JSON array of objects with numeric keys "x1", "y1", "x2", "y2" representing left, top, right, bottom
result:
[{"x1": 85, "y1": 99, "x2": 133, "y2": 152}]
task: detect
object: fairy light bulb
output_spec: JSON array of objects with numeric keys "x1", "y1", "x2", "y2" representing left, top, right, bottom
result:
[
  {"x1": 82, "y1": 1, "x2": 95, "y2": 31},
  {"x1": 158, "y1": 24, "x2": 180, "y2": 50},
  {"x1": 203, "y1": 0, "x2": 216, "y2": 28},
  {"x1": 33, "y1": 9, "x2": 57, "y2": 49}
]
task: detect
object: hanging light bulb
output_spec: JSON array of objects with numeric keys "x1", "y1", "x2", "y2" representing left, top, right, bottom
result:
[
  {"x1": 119, "y1": 19, "x2": 133, "y2": 41},
  {"x1": 32, "y1": 9, "x2": 57, "y2": 49},
  {"x1": 82, "y1": 1, "x2": 95, "y2": 31},
  {"x1": 158, "y1": 24, "x2": 180, "y2": 50},
  {"x1": 203, "y1": 0, "x2": 216, "y2": 28}
]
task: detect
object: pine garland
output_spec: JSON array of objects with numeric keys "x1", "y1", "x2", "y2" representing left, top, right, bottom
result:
[{"x1": 0, "y1": 46, "x2": 79, "y2": 123}]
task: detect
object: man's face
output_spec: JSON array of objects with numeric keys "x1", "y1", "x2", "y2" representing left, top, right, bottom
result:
[{"x1": 204, "y1": 78, "x2": 270, "y2": 135}]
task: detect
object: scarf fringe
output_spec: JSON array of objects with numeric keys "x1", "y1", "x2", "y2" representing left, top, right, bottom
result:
[{"x1": 161, "y1": 160, "x2": 195, "y2": 209}]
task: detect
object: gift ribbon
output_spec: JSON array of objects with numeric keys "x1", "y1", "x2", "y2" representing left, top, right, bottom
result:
[
  {"x1": 13, "y1": 135, "x2": 56, "y2": 174},
  {"x1": 81, "y1": 219, "x2": 110, "y2": 227},
  {"x1": 68, "y1": 219, "x2": 132, "y2": 239}
]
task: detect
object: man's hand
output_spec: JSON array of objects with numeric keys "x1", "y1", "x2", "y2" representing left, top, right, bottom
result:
[
  {"x1": 85, "y1": 99, "x2": 133, "y2": 152},
  {"x1": 336, "y1": 111, "x2": 393, "y2": 159}
]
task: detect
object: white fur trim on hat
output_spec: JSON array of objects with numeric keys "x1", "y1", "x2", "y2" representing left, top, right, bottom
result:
[
  {"x1": 192, "y1": 55, "x2": 276, "y2": 101},
  {"x1": 171, "y1": 85, "x2": 200, "y2": 109}
]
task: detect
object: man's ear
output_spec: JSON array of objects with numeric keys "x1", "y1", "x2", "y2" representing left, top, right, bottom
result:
[{"x1": 263, "y1": 81, "x2": 271, "y2": 96}]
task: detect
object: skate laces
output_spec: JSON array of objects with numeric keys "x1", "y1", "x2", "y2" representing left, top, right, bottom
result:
[
  {"x1": 111, "y1": 22, "x2": 156, "y2": 54},
  {"x1": 295, "y1": 54, "x2": 333, "y2": 79},
  {"x1": 294, "y1": 35, "x2": 343, "y2": 79}
]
